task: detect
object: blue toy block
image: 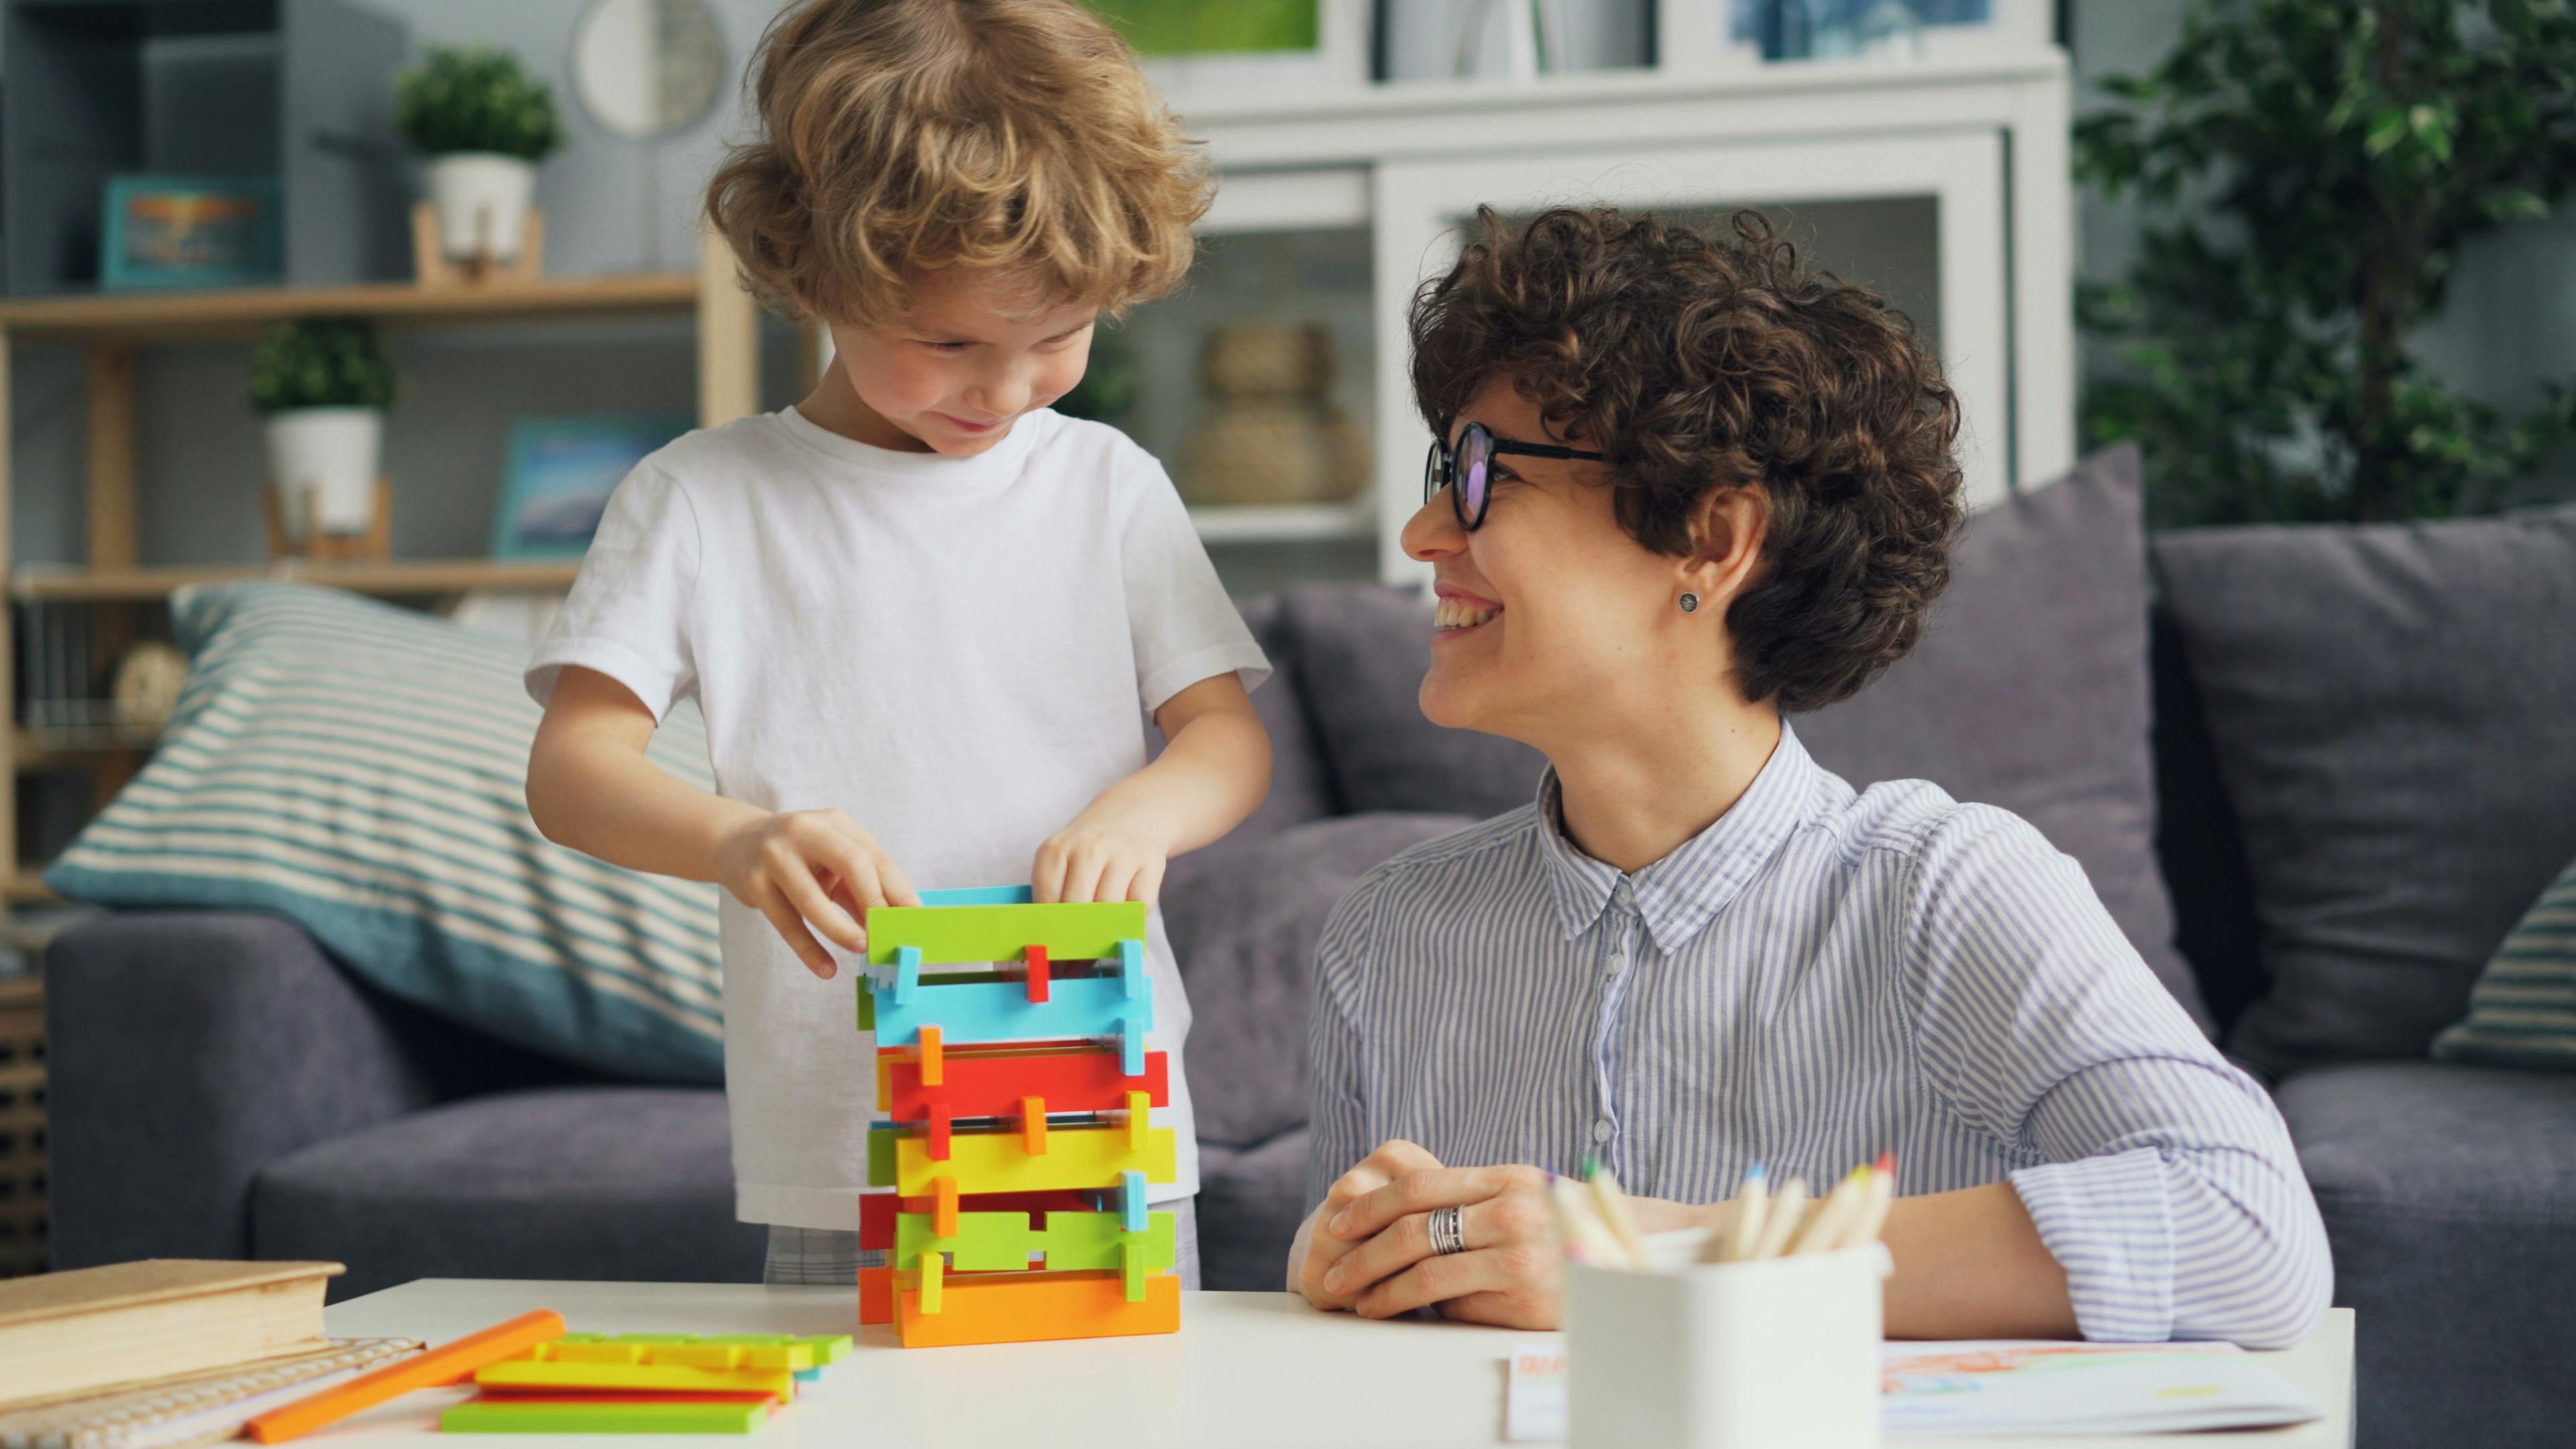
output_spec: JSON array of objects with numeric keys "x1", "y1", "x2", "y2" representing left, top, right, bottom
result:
[
  {"x1": 1122, "y1": 1015, "x2": 1147, "y2": 1076},
  {"x1": 870, "y1": 973, "x2": 1152, "y2": 1049},
  {"x1": 1122, "y1": 1169, "x2": 1147, "y2": 1232},
  {"x1": 919, "y1": 885, "x2": 1035, "y2": 906},
  {"x1": 894, "y1": 945, "x2": 922, "y2": 1006},
  {"x1": 1119, "y1": 939, "x2": 1146, "y2": 1000}
]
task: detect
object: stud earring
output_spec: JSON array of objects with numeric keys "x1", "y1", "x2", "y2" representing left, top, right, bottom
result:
[{"x1": 1679, "y1": 592, "x2": 1701, "y2": 614}]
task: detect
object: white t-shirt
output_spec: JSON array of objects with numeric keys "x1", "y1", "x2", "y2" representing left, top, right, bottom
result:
[{"x1": 527, "y1": 405, "x2": 1270, "y2": 1229}]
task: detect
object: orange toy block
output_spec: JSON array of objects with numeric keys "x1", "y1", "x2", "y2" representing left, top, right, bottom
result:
[
  {"x1": 918, "y1": 1026, "x2": 943, "y2": 1085},
  {"x1": 896, "y1": 1270, "x2": 1180, "y2": 1348},
  {"x1": 859, "y1": 1267, "x2": 893, "y2": 1325},
  {"x1": 932, "y1": 1177, "x2": 961, "y2": 1238},
  {"x1": 1020, "y1": 1095, "x2": 1048, "y2": 1155}
]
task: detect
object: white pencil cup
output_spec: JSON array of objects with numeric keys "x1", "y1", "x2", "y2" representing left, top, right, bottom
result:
[{"x1": 1566, "y1": 1242, "x2": 1892, "y2": 1449}]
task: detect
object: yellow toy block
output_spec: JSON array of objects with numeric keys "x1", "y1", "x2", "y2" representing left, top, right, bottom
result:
[
  {"x1": 918, "y1": 1253, "x2": 944, "y2": 1314},
  {"x1": 890, "y1": 1120, "x2": 1175, "y2": 1196},
  {"x1": 442, "y1": 1398, "x2": 773, "y2": 1434},
  {"x1": 896, "y1": 1269, "x2": 1180, "y2": 1348},
  {"x1": 524, "y1": 1333, "x2": 849, "y2": 1372},
  {"x1": 475, "y1": 1361, "x2": 795, "y2": 1397}
]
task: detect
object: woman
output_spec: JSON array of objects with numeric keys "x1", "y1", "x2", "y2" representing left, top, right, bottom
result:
[{"x1": 1287, "y1": 208, "x2": 2330, "y2": 1346}]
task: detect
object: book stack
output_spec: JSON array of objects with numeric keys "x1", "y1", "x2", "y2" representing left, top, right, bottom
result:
[
  {"x1": 0, "y1": 1259, "x2": 421, "y2": 1449},
  {"x1": 853, "y1": 886, "x2": 1183, "y2": 1346}
]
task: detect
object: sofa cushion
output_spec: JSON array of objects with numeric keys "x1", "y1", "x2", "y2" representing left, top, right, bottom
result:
[
  {"x1": 2276, "y1": 1062, "x2": 2576, "y2": 1449},
  {"x1": 47, "y1": 583, "x2": 724, "y2": 1082},
  {"x1": 1169, "y1": 594, "x2": 1337, "y2": 848},
  {"x1": 2435, "y1": 850, "x2": 2576, "y2": 1071},
  {"x1": 1798, "y1": 446, "x2": 2207, "y2": 1029},
  {"x1": 1195, "y1": 1128, "x2": 1311, "y2": 1293},
  {"x1": 1274, "y1": 586, "x2": 1549, "y2": 820},
  {"x1": 252, "y1": 1086, "x2": 759, "y2": 1299},
  {"x1": 2155, "y1": 503, "x2": 2576, "y2": 1071},
  {"x1": 1168, "y1": 812, "x2": 1479, "y2": 1148}
]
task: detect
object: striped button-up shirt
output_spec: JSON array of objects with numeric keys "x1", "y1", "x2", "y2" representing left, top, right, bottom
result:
[{"x1": 1302, "y1": 724, "x2": 2332, "y2": 1346}]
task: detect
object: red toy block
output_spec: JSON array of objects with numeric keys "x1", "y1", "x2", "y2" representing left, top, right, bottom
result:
[
  {"x1": 885, "y1": 1046, "x2": 1169, "y2": 1121},
  {"x1": 859, "y1": 1193, "x2": 898, "y2": 1250},
  {"x1": 925, "y1": 1102, "x2": 953, "y2": 1161},
  {"x1": 1024, "y1": 945, "x2": 1051, "y2": 1002},
  {"x1": 913, "y1": 1189, "x2": 1090, "y2": 1224},
  {"x1": 859, "y1": 1267, "x2": 892, "y2": 1325}
]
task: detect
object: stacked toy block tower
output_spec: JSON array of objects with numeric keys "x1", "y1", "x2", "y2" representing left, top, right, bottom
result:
[{"x1": 854, "y1": 885, "x2": 1181, "y2": 1348}]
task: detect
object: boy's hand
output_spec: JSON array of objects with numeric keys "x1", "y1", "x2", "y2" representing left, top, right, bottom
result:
[
  {"x1": 712, "y1": 809, "x2": 919, "y2": 978},
  {"x1": 1032, "y1": 797, "x2": 1178, "y2": 906}
]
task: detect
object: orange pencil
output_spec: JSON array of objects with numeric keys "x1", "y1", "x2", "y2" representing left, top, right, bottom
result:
[{"x1": 246, "y1": 1307, "x2": 566, "y2": 1443}]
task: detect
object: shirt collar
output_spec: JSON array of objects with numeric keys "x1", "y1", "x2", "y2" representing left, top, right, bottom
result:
[{"x1": 1532, "y1": 721, "x2": 1819, "y2": 953}]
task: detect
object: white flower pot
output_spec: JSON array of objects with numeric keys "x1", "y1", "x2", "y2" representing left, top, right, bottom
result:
[
  {"x1": 265, "y1": 407, "x2": 384, "y2": 538},
  {"x1": 427, "y1": 153, "x2": 537, "y2": 263}
]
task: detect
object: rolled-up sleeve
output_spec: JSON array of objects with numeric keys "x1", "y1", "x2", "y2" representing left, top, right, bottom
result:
[{"x1": 1904, "y1": 806, "x2": 2334, "y2": 1348}]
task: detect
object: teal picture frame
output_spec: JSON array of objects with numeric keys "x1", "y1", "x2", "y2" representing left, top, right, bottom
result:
[
  {"x1": 99, "y1": 175, "x2": 284, "y2": 290},
  {"x1": 493, "y1": 414, "x2": 694, "y2": 559}
]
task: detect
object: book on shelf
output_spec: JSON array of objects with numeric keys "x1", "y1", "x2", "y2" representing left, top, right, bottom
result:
[{"x1": 0, "y1": 1260, "x2": 344, "y2": 1410}]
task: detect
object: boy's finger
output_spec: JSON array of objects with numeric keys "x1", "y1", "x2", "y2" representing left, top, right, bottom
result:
[
  {"x1": 757, "y1": 897, "x2": 835, "y2": 978},
  {"x1": 1095, "y1": 859, "x2": 1140, "y2": 909},
  {"x1": 1133, "y1": 858, "x2": 1165, "y2": 906},
  {"x1": 777, "y1": 864, "x2": 867, "y2": 953},
  {"x1": 1030, "y1": 842, "x2": 1067, "y2": 905},
  {"x1": 876, "y1": 852, "x2": 922, "y2": 909},
  {"x1": 1060, "y1": 847, "x2": 1110, "y2": 906}
]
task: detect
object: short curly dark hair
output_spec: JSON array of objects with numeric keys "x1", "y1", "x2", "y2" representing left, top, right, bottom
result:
[{"x1": 1409, "y1": 207, "x2": 1964, "y2": 712}]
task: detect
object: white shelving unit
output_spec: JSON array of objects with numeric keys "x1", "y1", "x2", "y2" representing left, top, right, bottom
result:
[{"x1": 1172, "y1": 50, "x2": 2075, "y2": 584}]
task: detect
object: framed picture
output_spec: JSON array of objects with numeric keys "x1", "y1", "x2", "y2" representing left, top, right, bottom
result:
[
  {"x1": 492, "y1": 414, "x2": 692, "y2": 559},
  {"x1": 1086, "y1": 0, "x2": 1368, "y2": 105},
  {"x1": 1713, "y1": 0, "x2": 2048, "y2": 64},
  {"x1": 99, "y1": 176, "x2": 284, "y2": 290}
]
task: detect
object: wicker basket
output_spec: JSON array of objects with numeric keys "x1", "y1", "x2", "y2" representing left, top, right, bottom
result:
[{"x1": 0, "y1": 975, "x2": 46, "y2": 1277}]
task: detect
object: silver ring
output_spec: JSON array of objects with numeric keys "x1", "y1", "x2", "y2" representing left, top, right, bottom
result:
[{"x1": 1428, "y1": 1203, "x2": 1468, "y2": 1255}]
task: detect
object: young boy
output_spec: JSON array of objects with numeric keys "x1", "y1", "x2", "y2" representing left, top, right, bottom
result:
[{"x1": 523, "y1": 0, "x2": 1273, "y2": 1287}]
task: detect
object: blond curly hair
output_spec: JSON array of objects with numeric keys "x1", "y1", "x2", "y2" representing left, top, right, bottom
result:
[{"x1": 706, "y1": 0, "x2": 1209, "y2": 327}]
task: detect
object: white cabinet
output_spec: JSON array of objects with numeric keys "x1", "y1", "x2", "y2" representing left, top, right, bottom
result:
[{"x1": 1159, "y1": 52, "x2": 2072, "y2": 585}]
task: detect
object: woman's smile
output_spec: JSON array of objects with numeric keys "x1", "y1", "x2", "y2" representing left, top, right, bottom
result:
[{"x1": 1432, "y1": 584, "x2": 1503, "y2": 638}]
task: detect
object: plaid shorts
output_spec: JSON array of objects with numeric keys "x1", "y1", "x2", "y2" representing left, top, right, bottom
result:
[{"x1": 763, "y1": 1195, "x2": 1202, "y2": 1288}]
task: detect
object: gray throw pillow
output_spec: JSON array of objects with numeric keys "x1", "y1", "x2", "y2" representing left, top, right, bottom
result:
[
  {"x1": 1163, "y1": 812, "x2": 1477, "y2": 1148},
  {"x1": 2154, "y1": 502, "x2": 2576, "y2": 1073},
  {"x1": 1799, "y1": 445, "x2": 2209, "y2": 1030},
  {"x1": 1275, "y1": 586, "x2": 1549, "y2": 820}
]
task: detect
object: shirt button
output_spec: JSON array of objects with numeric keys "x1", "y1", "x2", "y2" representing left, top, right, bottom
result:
[{"x1": 1591, "y1": 1119, "x2": 1613, "y2": 1144}]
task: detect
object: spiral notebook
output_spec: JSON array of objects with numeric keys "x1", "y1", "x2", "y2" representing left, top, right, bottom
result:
[{"x1": 0, "y1": 1337, "x2": 421, "y2": 1449}]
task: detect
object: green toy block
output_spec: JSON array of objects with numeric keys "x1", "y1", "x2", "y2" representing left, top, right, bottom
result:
[
  {"x1": 893, "y1": 1206, "x2": 1177, "y2": 1273},
  {"x1": 865, "y1": 899, "x2": 1148, "y2": 967},
  {"x1": 869, "y1": 1124, "x2": 900, "y2": 1187},
  {"x1": 442, "y1": 1399, "x2": 771, "y2": 1434},
  {"x1": 545, "y1": 1333, "x2": 851, "y2": 1372}
]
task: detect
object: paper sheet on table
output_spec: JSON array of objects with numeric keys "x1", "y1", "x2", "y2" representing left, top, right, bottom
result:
[
  {"x1": 1499, "y1": 1336, "x2": 2323, "y2": 1441},
  {"x1": 1878, "y1": 1339, "x2": 2322, "y2": 1437}
]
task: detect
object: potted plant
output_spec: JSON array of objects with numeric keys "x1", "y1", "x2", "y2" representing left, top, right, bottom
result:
[
  {"x1": 252, "y1": 319, "x2": 397, "y2": 539},
  {"x1": 396, "y1": 46, "x2": 563, "y2": 266}
]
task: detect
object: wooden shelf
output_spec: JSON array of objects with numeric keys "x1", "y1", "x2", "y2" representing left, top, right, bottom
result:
[
  {"x1": 4, "y1": 871, "x2": 55, "y2": 905},
  {"x1": 0, "y1": 272, "x2": 701, "y2": 342},
  {"x1": 12, "y1": 557, "x2": 582, "y2": 603},
  {"x1": 1187, "y1": 501, "x2": 1375, "y2": 544}
]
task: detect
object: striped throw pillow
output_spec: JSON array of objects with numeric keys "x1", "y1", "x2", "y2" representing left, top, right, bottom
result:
[
  {"x1": 48, "y1": 582, "x2": 722, "y2": 1081},
  {"x1": 2434, "y1": 852, "x2": 2576, "y2": 1071}
]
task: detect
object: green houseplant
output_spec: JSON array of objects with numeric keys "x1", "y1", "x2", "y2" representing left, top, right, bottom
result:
[
  {"x1": 396, "y1": 47, "x2": 564, "y2": 266},
  {"x1": 252, "y1": 319, "x2": 397, "y2": 539},
  {"x1": 2076, "y1": 0, "x2": 2576, "y2": 526}
]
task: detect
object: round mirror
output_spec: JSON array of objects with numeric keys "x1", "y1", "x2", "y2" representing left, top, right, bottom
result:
[{"x1": 572, "y1": 0, "x2": 729, "y2": 141}]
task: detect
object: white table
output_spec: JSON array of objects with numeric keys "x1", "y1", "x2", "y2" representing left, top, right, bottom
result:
[{"x1": 324, "y1": 1281, "x2": 2354, "y2": 1448}]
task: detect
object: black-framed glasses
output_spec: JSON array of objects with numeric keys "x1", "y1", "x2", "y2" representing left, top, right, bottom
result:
[{"x1": 1421, "y1": 421, "x2": 1605, "y2": 530}]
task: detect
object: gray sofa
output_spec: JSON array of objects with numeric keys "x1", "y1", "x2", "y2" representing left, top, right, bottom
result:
[{"x1": 45, "y1": 452, "x2": 2576, "y2": 1449}]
